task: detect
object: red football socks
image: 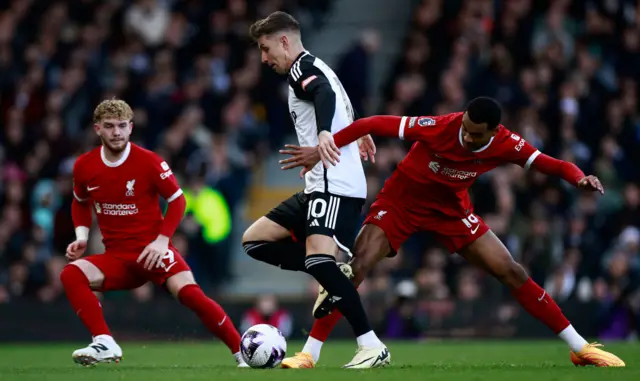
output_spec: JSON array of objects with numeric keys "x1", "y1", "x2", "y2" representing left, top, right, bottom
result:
[
  {"x1": 178, "y1": 284, "x2": 240, "y2": 353},
  {"x1": 60, "y1": 265, "x2": 111, "y2": 337},
  {"x1": 310, "y1": 310, "x2": 344, "y2": 342},
  {"x1": 512, "y1": 277, "x2": 570, "y2": 334}
]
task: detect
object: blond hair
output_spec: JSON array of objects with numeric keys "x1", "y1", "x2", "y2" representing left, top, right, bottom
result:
[{"x1": 93, "y1": 99, "x2": 133, "y2": 123}]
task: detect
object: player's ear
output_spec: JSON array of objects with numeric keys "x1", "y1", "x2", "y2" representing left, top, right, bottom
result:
[
  {"x1": 93, "y1": 123, "x2": 100, "y2": 135},
  {"x1": 280, "y1": 33, "x2": 289, "y2": 50}
]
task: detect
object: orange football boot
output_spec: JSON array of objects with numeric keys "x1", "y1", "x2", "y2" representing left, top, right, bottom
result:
[
  {"x1": 570, "y1": 343, "x2": 625, "y2": 367},
  {"x1": 281, "y1": 352, "x2": 316, "y2": 369}
]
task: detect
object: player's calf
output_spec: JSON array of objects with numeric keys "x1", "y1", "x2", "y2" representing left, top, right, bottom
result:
[
  {"x1": 60, "y1": 264, "x2": 111, "y2": 338},
  {"x1": 242, "y1": 239, "x2": 306, "y2": 271},
  {"x1": 242, "y1": 217, "x2": 306, "y2": 271},
  {"x1": 305, "y1": 235, "x2": 385, "y2": 351},
  {"x1": 313, "y1": 262, "x2": 353, "y2": 319},
  {"x1": 169, "y1": 272, "x2": 242, "y2": 362},
  {"x1": 458, "y1": 231, "x2": 601, "y2": 357},
  {"x1": 313, "y1": 224, "x2": 392, "y2": 318}
]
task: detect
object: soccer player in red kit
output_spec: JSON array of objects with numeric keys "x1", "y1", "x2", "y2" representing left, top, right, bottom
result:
[
  {"x1": 278, "y1": 97, "x2": 624, "y2": 368},
  {"x1": 60, "y1": 99, "x2": 246, "y2": 367}
]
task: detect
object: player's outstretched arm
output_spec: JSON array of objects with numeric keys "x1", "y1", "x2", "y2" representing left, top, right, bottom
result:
[
  {"x1": 333, "y1": 116, "x2": 406, "y2": 147},
  {"x1": 530, "y1": 153, "x2": 604, "y2": 194},
  {"x1": 281, "y1": 116, "x2": 406, "y2": 171}
]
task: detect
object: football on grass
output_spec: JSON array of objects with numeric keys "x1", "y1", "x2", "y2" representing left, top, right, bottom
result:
[{"x1": 240, "y1": 324, "x2": 287, "y2": 368}]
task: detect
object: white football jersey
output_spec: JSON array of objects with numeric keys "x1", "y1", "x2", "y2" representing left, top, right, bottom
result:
[{"x1": 287, "y1": 51, "x2": 366, "y2": 199}]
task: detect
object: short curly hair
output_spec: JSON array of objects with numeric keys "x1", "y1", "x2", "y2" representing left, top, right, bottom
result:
[{"x1": 93, "y1": 99, "x2": 133, "y2": 123}]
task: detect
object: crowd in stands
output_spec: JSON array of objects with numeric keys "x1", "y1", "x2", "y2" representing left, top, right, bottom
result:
[
  {"x1": 0, "y1": 0, "x2": 324, "y2": 301},
  {"x1": 1, "y1": 0, "x2": 638, "y2": 340}
]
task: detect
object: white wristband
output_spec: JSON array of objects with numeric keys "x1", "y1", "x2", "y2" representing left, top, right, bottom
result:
[{"x1": 75, "y1": 226, "x2": 89, "y2": 241}]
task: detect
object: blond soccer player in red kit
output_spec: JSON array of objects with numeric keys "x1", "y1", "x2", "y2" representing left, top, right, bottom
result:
[{"x1": 60, "y1": 99, "x2": 247, "y2": 367}]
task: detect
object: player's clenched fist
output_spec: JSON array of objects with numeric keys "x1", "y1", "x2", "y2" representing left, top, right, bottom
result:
[
  {"x1": 577, "y1": 175, "x2": 604, "y2": 195},
  {"x1": 66, "y1": 240, "x2": 87, "y2": 261},
  {"x1": 137, "y1": 235, "x2": 170, "y2": 270}
]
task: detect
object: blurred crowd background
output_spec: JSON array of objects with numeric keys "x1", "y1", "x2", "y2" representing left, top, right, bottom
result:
[{"x1": 0, "y1": 0, "x2": 639, "y2": 341}]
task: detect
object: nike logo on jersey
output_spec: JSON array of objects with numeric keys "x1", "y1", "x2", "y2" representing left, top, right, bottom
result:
[
  {"x1": 470, "y1": 225, "x2": 479, "y2": 234},
  {"x1": 538, "y1": 291, "x2": 546, "y2": 302},
  {"x1": 87, "y1": 186, "x2": 100, "y2": 192},
  {"x1": 218, "y1": 316, "x2": 227, "y2": 326}
]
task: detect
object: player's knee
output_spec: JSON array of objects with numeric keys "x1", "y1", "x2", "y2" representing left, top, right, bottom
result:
[
  {"x1": 242, "y1": 240, "x2": 263, "y2": 260},
  {"x1": 166, "y1": 271, "x2": 196, "y2": 297},
  {"x1": 349, "y1": 259, "x2": 368, "y2": 286},
  {"x1": 243, "y1": 217, "x2": 290, "y2": 244},
  {"x1": 59, "y1": 264, "x2": 87, "y2": 287},
  {"x1": 499, "y1": 261, "x2": 529, "y2": 288},
  {"x1": 241, "y1": 227, "x2": 256, "y2": 245},
  {"x1": 242, "y1": 219, "x2": 267, "y2": 244}
]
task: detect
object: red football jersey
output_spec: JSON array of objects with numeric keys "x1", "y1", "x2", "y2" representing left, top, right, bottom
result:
[
  {"x1": 384, "y1": 113, "x2": 540, "y2": 215},
  {"x1": 72, "y1": 143, "x2": 183, "y2": 252}
]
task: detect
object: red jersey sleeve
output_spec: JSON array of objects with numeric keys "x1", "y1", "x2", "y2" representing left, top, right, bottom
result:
[
  {"x1": 72, "y1": 157, "x2": 89, "y2": 203},
  {"x1": 333, "y1": 115, "x2": 444, "y2": 147},
  {"x1": 148, "y1": 154, "x2": 183, "y2": 202},
  {"x1": 499, "y1": 130, "x2": 541, "y2": 169},
  {"x1": 498, "y1": 130, "x2": 585, "y2": 185},
  {"x1": 400, "y1": 116, "x2": 445, "y2": 142}
]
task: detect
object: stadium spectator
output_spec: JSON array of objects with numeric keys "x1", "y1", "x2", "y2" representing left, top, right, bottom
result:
[{"x1": 241, "y1": 294, "x2": 293, "y2": 338}]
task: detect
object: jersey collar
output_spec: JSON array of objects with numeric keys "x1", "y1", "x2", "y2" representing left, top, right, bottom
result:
[
  {"x1": 288, "y1": 50, "x2": 309, "y2": 74},
  {"x1": 458, "y1": 127, "x2": 494, "y2": 153},
  {"x1": 101, "y1": 142, "x2": 131, "y2": 167}
]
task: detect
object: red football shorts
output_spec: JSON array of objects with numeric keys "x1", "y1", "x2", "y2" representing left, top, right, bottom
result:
[
  {"x1": 364, "y1": 195, "x2": 489, "y2": 254},
  {"x1": 82, "y1": 245, "x2": 191, "y2": 291}
]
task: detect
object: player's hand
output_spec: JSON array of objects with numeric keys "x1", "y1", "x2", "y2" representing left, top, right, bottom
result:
[
  {"x1": 138, "y1": 235, "x2": 170, "y2": 270},
  {"x1": 318, "y1": 131, "x2": 341, "y2": 168},
  {"x1": 65, "y1": 240, "x2": 87, "y2": 261},
  {"x1": 578, "y1": 175, "x2": 604, "y2": 195},
  {"x1": 279, "y1": 144, "x2": 321, "y2": 178},
  {"x1": 357, "y1": 134, "x2": 376, "y2": 163}
]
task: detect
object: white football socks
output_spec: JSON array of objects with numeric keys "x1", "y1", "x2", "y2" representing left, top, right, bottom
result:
[
  {"x1": 558, "y1": 325, "x2": 588, "y2": 352},
  {"x1": 302, "y1": 336, "x2": 323, "y2": 362},
  {"x1": 356, "y1": 330, "x2": 383, "y2": 348}
]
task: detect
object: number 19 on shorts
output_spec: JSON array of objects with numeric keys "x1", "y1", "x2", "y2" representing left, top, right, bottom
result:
[{"x1": 461, "y1": 213, "x2": 480, "y2": 234}]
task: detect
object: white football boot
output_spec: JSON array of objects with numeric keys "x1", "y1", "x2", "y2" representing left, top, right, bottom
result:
[
  {"x1": 234, "y1": 352, "x2": 250, "y2": 368},
  {"x1": 343, "y1": 345, "x2": 390, "y2": 369},
  {"x1": 72, "y1": 334, "x2": 122, "y2": 367}
]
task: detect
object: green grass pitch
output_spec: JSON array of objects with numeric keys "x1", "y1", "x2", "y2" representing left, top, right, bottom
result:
[{"x1": 0, "y1": 341, "x2": 637, "y2": 381}]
